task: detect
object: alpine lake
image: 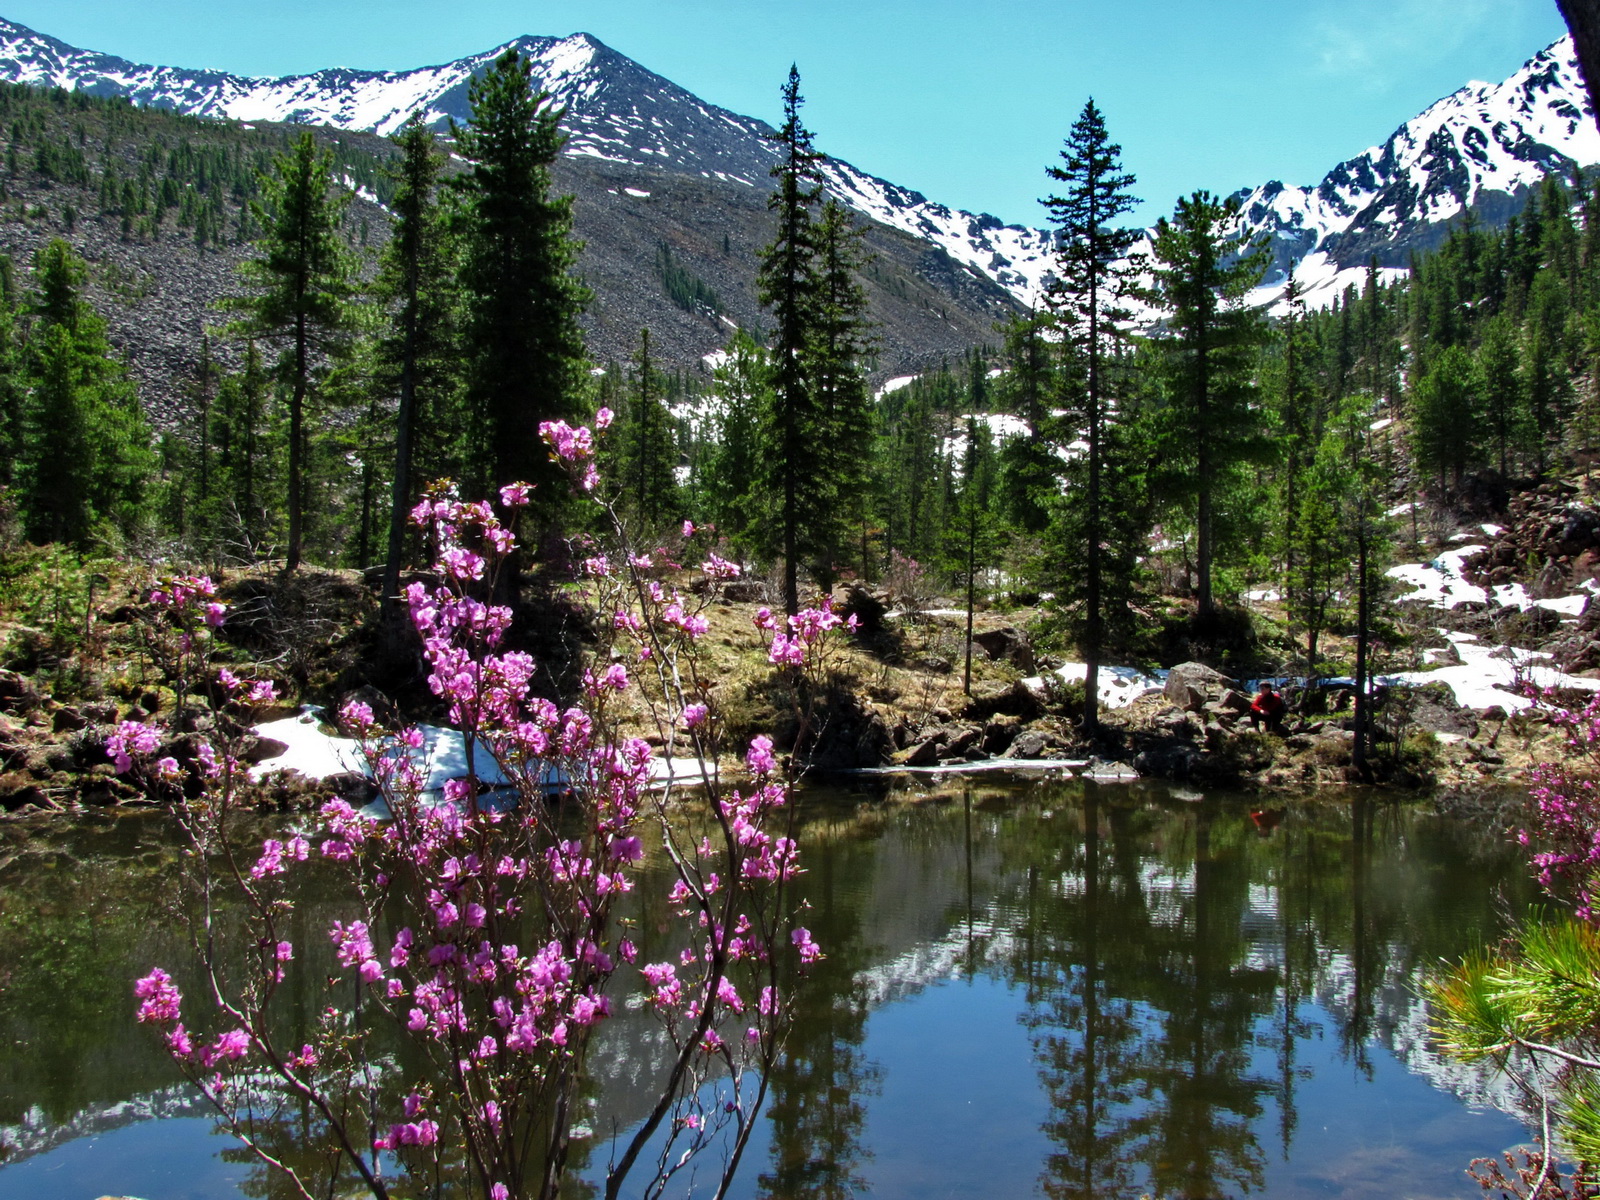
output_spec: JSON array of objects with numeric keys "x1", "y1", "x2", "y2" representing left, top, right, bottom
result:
[{"x1": 0, "y1": 773, "x2": 1541, "y2": 1200}]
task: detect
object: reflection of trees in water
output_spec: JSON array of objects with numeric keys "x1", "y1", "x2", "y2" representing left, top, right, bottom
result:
[
  {"x1": 1015, "y1": 788, "x2": 1147, "y2": 1199},
  {"x1": 0, "y1": 790, "x2": 1539, "y2": 1197},
  {"x1": 756, "y1": 815, "x2": 880, "y2": 1200},
  {"x1": 994, "y1": 786, "x2": 1532, "y2": 1200}
]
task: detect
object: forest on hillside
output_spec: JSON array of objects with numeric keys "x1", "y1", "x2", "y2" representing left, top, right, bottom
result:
[{"x1": 0, "y1": 55, "x2": 1596, "y2": 741}]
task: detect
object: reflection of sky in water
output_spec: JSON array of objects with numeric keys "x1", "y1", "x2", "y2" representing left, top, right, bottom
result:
[
  {"x1": 595, "y1": 976, "x2": 1527, "y2": 1200},
  {"x1": 0, "y1": 1117, "x2": 251, "y2": 1199},
  {"x1": 0, "y1": 792, "x2": 1542, "y2": 1199}
]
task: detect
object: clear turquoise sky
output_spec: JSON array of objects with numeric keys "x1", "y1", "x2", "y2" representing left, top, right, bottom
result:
[{"x1": 7, "y1": 0, "x2": 1570, "y2": 227}]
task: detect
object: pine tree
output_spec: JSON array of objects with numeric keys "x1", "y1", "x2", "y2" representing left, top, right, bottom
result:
[
  {"x1": 18, "y1": 239, "x2": 154, "y2": 547},
  {"x1": 1475, "y1": 313, "x2": 1529, "y2": 476},
  {"x1": 1041, "y1": 98, "x2": 1144, "y2": 731},
  {"x1": 1148, "y1": 190, "x2": 1272, "y2": 616},
  {"x1": 224, "y1": 131, "x2": 356, "y2": 571},
  {"x1": 210, "y1": 340, "x2": 279, "y2": 556},
  {"x1": 452, "y1": 50, "x2": 590, "y2": 533},
  {"x1": 810, "y1": 198, "x2": 876, "y2": 580},
  {"x1": 618, "y1": 328, "x2": 679, "y2": 530},
  {"x1": 1409, "y1": 345, "x2": 1478, "y2": 493},
  {"x1": 702, "y1": 330, "x2": 771, "y2": 557},
  {"x1": 757, "y1": 65, "x2": 827, "y2": 615},
  {"x1": 375, "y1": 113, "x2": 455, "y2": 609},
  {"x1": 995, "y1": 309, "x2": 1057, "y2": 536}
]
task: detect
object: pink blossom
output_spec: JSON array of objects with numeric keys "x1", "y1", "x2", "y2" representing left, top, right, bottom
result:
[
  {"x1": 746, "y1": 736, "x2": 777, "y2": 776},
  {"x1": 135, "y1": 968, "x2": 182, "y2": 1024},
  {"x1": 499, "y1": 481, "x2": 532, "y2": 507}
]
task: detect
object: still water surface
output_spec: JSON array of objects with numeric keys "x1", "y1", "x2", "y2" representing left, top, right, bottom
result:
[{"x1": 0, "y1": 777, "x2": 1538, "y2": 1199}]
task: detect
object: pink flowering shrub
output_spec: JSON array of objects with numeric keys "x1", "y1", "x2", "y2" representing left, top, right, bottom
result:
[
  {"x1": 127, "y1": 417, "x2": 828, "y2": 1200},
  {"x1": 1522, "y1": 688, "x2": 1600, "y2": 920}
]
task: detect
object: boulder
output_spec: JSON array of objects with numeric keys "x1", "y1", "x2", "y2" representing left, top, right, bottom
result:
[
  {"x1": 1407, "y1": 691, "x2": 1478, "y2": 738},
  {"x1": 1217, "y1": 688, "x2": 1253, "y2": 714},
  {"x1": 982, "y1": 714, "x2": 1021, "y2": 755},
  {"x1": 837, "y1": 584, "x2": 887, "y2": 632},
  {"x1": 961, "y1": 680, "x2": 1045, "y2": 722},
  {"x1": 972, "y1": 626, "x2": 1036, "y2": 672},
  {"x1": 1163, "y1": 662, "x2": 1234, "y2": 711},
  {"x1": 1083, "y1": 758, "x2": 1138, "y2": 782},
  {"x1": 1010, "y1": 730, "x2": 1050, "y2": 759},
  {"x1": 0, "y1": 669, "x2": 41, "y2": 714},
  {"x1": 720, "y1": 580, "x2": 769, "y2": 603},
  {"x1": 893, "y1": 738, "x2": 942, "y2": 767}
]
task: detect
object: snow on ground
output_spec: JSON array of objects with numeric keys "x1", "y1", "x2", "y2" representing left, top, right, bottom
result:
[
  {"x1": 251, "y1": 711, "x2": 364, "y2": 782},
  {"x1": 1245, "y1": 588, "x2": 1282, "y2": 603},
  {"x1": 1025, "y1": 662, "x2": 1167, "y2": 710},
  {"x1": 1389, "y1": 544, "x2": 1593, "y2": 616},
  {"x1": 1489, "y1": 582, "x2": 1590, "y2": 616},
  {"x1": 250, "y1": 710, "x2": 710, "y2": 800},
  {"x1": 875, "y1": 375, "x2": 917, "y2": 400},
  {"x1": 1379, "y1": 631, "x2": 1600, "y2": 711},
  {"x1": 1387, "y1": 546, "x2": 1489, "y2": 608},
  {"x1": 623, "y1": 187, "x2": 651, "y2": 198}
]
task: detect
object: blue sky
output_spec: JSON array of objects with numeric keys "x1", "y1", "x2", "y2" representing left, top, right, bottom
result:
[{"x1": 7, "y1": 0, "x2": 1570, "y2": 228}]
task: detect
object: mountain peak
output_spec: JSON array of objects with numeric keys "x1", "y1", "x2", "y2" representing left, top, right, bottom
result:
[{"x1": 0, "y1": 16, "x2": 1589, "y2": 316}]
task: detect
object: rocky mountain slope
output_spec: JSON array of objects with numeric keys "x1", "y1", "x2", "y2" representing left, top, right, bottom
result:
[
  {"x1": 1, "y1": 14, "x2": 1597, "y2": 409},
  {"x1": 4, "y1": 15, "x2": 1598, "y2": 321}
]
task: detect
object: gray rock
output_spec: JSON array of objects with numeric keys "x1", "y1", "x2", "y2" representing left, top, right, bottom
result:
[
  {"x1": 1163, "y1": 662, "x2": 1235, "y2": 710},
  {"x1": 1010, "y1": 731, "x2": 1049, "y2": 759},
  {"x1": 972, "y1": 626, "x2": 1036, "y2": 672}
]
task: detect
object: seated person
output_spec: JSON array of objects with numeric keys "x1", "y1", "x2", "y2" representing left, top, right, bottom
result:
[{"x1": 1249, "y1": 681, "x2": 1286, "y2": 732}]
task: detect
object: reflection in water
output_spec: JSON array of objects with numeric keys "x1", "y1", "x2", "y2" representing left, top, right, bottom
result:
[{"x1": 1, "y1": 783, "x2": 1538, "y2": 1200}]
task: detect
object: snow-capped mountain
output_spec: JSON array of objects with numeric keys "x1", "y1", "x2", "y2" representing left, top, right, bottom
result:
[
  {"x1": 0, "y1": 17, "x2": 1055, "y2": 300},
  {"x1": 1232, "y1": 36, "x2": 1600, "y2": 310},
  {"x1": 0, "y1": 15, "x2": 1595, "y2": 314}
]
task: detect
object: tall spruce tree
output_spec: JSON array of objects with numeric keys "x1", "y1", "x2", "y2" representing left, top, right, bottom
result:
[
  {"x1": 224, "y1": 131, "x2": 356, "y2": 571},
  {"x1": 1148, "y1": 190, "x2": 1272, "y2": 616},
  {"x1": 452, "y1": 50, "x2": 590, "y2": 534},
  {"x1": 376, "y1": 113, "x2": 455, "y2": 610},
  {"x1": 702, "y1": 330, "x2": 771, "y2": 558},
  {"x1": 618, "y1": 328, "x2": 679, "y2": 530},
  {"x1": 810, "y1": 198, "x2": 876, "y2": 579},
  {"x1": 758, "y1": 66, "x2": 827, "y2": 615},
  {"x1": 996, "y1": 308, "x2": 1057, "y2": 536},
  {"x1": 19, "y1": 239, "x2": 154, "y2": 547},
  {"x1": 1042, "y1": 98, "x2": 1143, "y2": 732}
]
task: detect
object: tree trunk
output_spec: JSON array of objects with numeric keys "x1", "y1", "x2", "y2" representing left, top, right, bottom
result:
[{"x1": 287, "y1": 313, "x2": 306, "y2": 572}]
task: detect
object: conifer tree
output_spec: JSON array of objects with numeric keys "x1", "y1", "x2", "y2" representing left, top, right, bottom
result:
[
  {"x1": 375, "y1": 113, "x2": 455, "y2": 609},
  {"x1": 1042, "y1": 98, "x2": 1144, "y2": 731},
  {"x1": 1410, "y1": 345, "x2": 1478, "y2": 493},
  {"x1": 996, "y1": 309, "x2": 1057, "y2": 536},
  {"x1": 810, "y1": 198, "x2": 876, "y2": 579},
  {"x1": 702, "y1": 331, "x2": 771, "y2": 557},
  {"x1": 758, "y1": 65, "x2": 827, "y2": 615},
  {"x1": 452, "y1": 50, "x2": 590, "y2": 535},
  {"x1": 1148, "y1": 191, "x2": 1272, "y2": 617},
  {"x1": 617, "y1": 328, "x2": 679, "y2": 530},
  {"x1": 19, "y1": 239, "x2": 154, "y2": 547},
  {"x1": 224, "y1": 131, "x2": 356, "y2": 571}
]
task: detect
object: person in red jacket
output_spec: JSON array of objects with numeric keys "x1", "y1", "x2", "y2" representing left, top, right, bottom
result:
[{"x1": 1249, "y1": 681, "x2": 1286, "y2": 733}]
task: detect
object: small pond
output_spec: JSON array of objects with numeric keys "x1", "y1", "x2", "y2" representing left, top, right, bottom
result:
[{"x1": 0, "y1": 777, "x2": 1538, "y2": 1199}]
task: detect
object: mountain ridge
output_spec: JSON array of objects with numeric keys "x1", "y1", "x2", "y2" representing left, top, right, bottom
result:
[{"x1": 0, "y1": 15, "x2": 1594, "y2": 322}]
